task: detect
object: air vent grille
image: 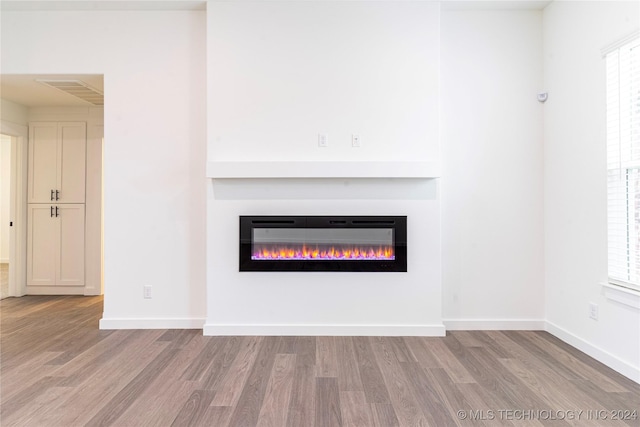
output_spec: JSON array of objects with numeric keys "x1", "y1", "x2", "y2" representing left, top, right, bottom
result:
[{"x1": 37, "y1": 79, "x2": 104, "y2": 106}]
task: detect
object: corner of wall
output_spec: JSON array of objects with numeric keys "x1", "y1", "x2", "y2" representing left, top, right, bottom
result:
[
  {"x1": 1, "y1": 99, "x2": 29, "y2": 125},
  {"x1": 542, "y1": 0, "x2": 640, "y2": 383}
]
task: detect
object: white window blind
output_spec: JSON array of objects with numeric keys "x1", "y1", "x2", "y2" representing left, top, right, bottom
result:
[{"x1": 607, "y1": 35, "x2": 640, "y2": 291}]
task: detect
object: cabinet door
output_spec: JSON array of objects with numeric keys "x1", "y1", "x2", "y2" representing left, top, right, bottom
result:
[
  {"x1": 29, "y1": 122, "x2": 86, "y2": 204},
  {"x1": 27, "y1": 204, "x2": 58, "y2": 286},
  {"x1": 28, "y1": 123, "x2": 58, "y2": 203},
  {"x1": 57, "y1": 204, "x2": 85, "y2": 287},
  {"x1": 58, "y1": 123, "x2": 86, "y2": 203}
]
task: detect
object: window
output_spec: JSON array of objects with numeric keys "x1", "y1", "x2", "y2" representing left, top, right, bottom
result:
[{"x1": 607, "y1": 34, "x2": 640, "y2": 291}]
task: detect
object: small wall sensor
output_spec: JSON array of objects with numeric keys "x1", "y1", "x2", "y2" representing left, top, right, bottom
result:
[{"x1": 537, "y1": 92, "x2": 548, "y2": 103}]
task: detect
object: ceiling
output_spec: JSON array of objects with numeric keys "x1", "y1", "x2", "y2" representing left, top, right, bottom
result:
[
  {"x1": 0, "y1": 74, "x2": 104, "y2": 108},
  {"x1": 0, "y1": 0, "x2": 552, "y2": 12},
  {"x1": 0, "y1": 1, "x2": 206, "y2": 11}
]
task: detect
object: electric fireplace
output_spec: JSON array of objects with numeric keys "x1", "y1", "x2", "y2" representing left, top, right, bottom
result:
[{"x1": 239, "y1": 216, "x2": 407, "y2": 272}]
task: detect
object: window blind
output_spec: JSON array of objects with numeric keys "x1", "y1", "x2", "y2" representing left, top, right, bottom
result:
[{"x1": 607, "y1": 36, "x2": 640, "y2": 291}]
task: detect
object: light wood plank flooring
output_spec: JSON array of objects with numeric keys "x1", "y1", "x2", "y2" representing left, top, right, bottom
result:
[{"x1": 1, "y1": 296, "x2": 639, "y2": 426}]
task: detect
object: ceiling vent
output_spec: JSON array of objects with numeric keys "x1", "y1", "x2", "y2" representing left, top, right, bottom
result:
[{"x1": 36, "y1": 79, "x2": 104, "y2": 106}]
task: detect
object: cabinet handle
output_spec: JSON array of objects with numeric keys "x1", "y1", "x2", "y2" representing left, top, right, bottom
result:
[
  {"x1": 50, "y1": 190, "x2": 55, "y2": 201},
  {"x1": 55, "y1": 190, "x2": 60, "y2": 201},
  {"x1": 50, "y1": 206, "x2": 54, "y2": 217},
  {"x1": 55, "y1": 206, "x2": 59, "y2": 217}
]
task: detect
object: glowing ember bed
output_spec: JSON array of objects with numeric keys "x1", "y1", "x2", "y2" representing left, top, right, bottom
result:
[{"x1": 239, "y1": 216, "x2": 407, "y2": 272}]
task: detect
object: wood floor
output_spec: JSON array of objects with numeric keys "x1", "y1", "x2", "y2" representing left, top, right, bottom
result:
[{"x1": 1, "y1": 296, "x2": 639, "y2": 427}]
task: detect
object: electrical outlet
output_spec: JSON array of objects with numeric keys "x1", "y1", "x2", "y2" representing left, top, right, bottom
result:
[
  {"x1": 143, "y1": 285, "x2": 152, "y2": 299},
  {"x1": 318, "y1": 134, "x2": 328, "y2": 147},
  {"x1": 589, "y1": 303, "x2": 598, "y2": 320},
  {"x1": 352, "y1": 134, "x2": 361, "y2": 148}
]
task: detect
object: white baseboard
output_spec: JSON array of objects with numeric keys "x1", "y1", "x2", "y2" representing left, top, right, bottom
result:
[
  {"x1": 83, "y1": 287, "x2": 102, "y2": 296},
  {"x1": 203, "y1": 323, "x2": 446, "y2": 336},
  {"x1": 443, "y1": 319, "x2": 546, "y2": 331},
  {"x1": 545, "y1": 321, "x2": 640, "y2": 384},
  {"x1": 0, "y1": 258, "x2": 8, "y2": 263},
  {"x1": 27, "y1": 285, "x2": 84, "y2": 295},
  {"x1": 99, "y1": 317, "x2": 206, "y2": 330}
]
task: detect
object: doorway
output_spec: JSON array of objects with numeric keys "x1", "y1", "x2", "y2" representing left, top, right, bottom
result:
[
  {"x1": 1, "y1": 74, "x2": 104, "y2": 297},
  {"x1": 0, "y1": 134, "x2": 12, "y2": 298},
  {"x1": 0, "y1": 123, "x2": 27, "y2": 298}
]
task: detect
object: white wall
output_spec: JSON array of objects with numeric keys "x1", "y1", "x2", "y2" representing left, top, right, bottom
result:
[
  {"x1": 206, "y1": 180, "x2": 443, "y2": 335},
  {"x1": 0, "y1": 99, "x2": 29, "y2": 267},
  {"x1": 1, "y1": 99, "x2": 29, "y2": 126},
  {"x1": 1, "y1": 10, "x2": 207, "y2": 326},
  {"x1": 0, "y1": 99, "x2": 29, "y2": 297},
  {"x1": 0, "y1": 134, "x2": 10, "y2": 263},
  {"x1": 206, "y1": 1, "x2": 443, "y2": 335},
  {"x1": 543, "y1": 1, "x2": 640, "y2": 381},
  {"x1": 440, "y1": 8, "x2": 545, "y2": 328},
  {"x1": 208, "y1": 1, "x2": 440, "y2": 163}
]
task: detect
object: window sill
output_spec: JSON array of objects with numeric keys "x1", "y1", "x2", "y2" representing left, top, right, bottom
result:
[{"x1": 601, "y1": 282, "x2": 640, "y2": 310}]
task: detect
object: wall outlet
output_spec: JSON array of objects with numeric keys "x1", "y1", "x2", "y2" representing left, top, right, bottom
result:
[
  {"x1": 352, "y1": 134, "x2": 361, "y2": 148},
  {"x1": 318, "y1": 134, "x2": 328, "y2": 147},
  {"x1": 143, "y1": 285, "x2": 152, "y2": 299},
  {"x1": 589, "y1": 302, "x2": 598, "y2": 320}
]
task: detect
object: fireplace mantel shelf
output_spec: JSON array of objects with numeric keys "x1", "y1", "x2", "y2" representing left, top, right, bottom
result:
[{"x1": 206, "y1": 161, "x2": 440, "y2": 179}]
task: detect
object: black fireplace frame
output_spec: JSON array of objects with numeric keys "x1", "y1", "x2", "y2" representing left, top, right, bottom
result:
[{"x1": 239, "y1": 215, "x2": 407, "y2": 272}]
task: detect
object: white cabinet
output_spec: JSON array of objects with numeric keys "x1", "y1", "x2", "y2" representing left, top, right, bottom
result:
[
  {"x1": 27, "y1": 121, "x2": 87, "y2": 293},
  {"x1": 29, "y1": 122, "x2": 86, "y2": 204},
  {"x1": 27, "y1": 204, "x2": 85, "y2": 288}
]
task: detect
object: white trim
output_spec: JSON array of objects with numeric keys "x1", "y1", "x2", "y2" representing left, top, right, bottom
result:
[
  {"x1": 0, "y1": 258, "x2": 8, "y2": 263},
  {"x1": 202, "y1": 323, "x2": 446, "y2": 336},
  {"x1": 1, "y1": 120, "x2": 28, "y2": 297},
  {"x1": 207, "y1": 161, "x2": 441, "y2": 179},
  {"x1": 606, "y1": 278, "x2": 640, "y2": 293},
  {"x1": 440, "y1": 1, "x2": 551, "y2": 11},
  {"x1": 443, "y1": 319, "x2": 546, "y2": 331},
  {"x1": 545, "y1": 321, "x2": 640, "y2": 384},
  {"x1": 601, "y1": 29, "x2": 640, "y2": 57},
  {"x1": 26, "y1": 285, "x2": 85, "y2": 295},
  {"x1": 83, "y1": 286, "x2": 101, "y2": 296},
  {"x1": 0, "y1": 1, "x2": 207, "y2": 11},
  {"x1": 99, "y1": 317, "x2": 206, "y2": 330},
  {"x1": 602, "y1": 282, "x2": 640, "y2": 310}
]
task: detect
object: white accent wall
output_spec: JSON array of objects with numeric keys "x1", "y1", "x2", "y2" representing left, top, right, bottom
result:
[
  {"x1": 206, "y1": 1, "x2": 443, "y2": 336},
  {"x1": 543, "y1": 0, "x2": 640, "y2": 382},
  {"x1": 1, "y1": 10, "x2": 207, "y2": 327},
  {"x1": 208, "y1": 1, "x2": 440, "y2": 163}
]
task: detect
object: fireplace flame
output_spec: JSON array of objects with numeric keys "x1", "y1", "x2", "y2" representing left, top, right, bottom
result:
[{"x1": 252, "y1": 244, "x2": 395, "y2": 260}]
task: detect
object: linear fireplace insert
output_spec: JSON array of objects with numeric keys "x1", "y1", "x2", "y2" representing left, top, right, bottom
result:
[{"x1": 239, "y1": 216, "x2": 407, "y2": 272}]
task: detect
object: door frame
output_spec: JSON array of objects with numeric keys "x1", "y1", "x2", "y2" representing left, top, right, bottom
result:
[{"x1": 1, "y1": 120, "x2": 28, "y2": 297}]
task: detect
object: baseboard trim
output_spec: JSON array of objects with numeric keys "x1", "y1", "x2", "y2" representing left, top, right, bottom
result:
[
  {"x1": 545, "y1": 321, "x2": 640, "y2": 384},
  {"x1": 0, "y1": 258, "x2": 8, "y2": 263},
  {"x1": 443, "y1": 319, "x2": 546, "y2": 330},
  {"x1": 26, "y1": 285, "x2": 84, "y2": 295},
  {"x1": 99, "y1": 317, "x2": 206, "y2": 330},
  {"x1": 203, "y1": 323, "x2": 446, "y2": 336}
]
